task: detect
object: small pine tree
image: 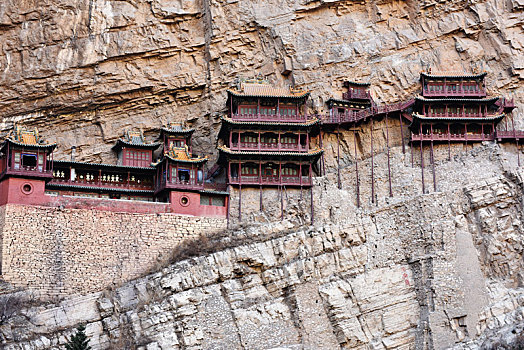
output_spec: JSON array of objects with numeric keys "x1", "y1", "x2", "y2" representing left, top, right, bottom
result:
[{"x1": 65, "y1": 324, "x2": 92, "y2": 350}]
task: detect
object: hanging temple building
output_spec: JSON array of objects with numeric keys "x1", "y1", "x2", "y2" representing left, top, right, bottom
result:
[{"x1": 0, "y1": 72, "x2": 519, "y2": 222}]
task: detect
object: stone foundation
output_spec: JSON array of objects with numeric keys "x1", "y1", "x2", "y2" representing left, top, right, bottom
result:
[{"x1": 0, "y1": 204, "x2": 226, "y2": 296}]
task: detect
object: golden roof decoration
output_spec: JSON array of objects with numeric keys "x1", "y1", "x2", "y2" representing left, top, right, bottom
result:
[
  {"x1": 166, "y1": 144, "x2": 207, "y2": 163},
  {"x1": 7, "y1": 125, "x2": 54, "y2": 147}
]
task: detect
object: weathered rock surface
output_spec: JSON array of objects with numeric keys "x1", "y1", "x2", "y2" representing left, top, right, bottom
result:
[
  {"x1": 2, "y1": 144, "x2": 524, "y2": 349},
  {"x1": 1, "y1": 0, "x2": 524, "y2": 349},
  {"x1": 0, "y1": 0, "x2": 522, "y2": 164}
]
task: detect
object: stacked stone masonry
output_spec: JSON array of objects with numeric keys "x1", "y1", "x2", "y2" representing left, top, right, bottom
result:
[{"x1": 0, "y1": 205, "x2": 226, "y2": 295}]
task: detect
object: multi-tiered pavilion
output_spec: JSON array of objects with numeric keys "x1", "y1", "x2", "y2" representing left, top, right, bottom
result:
[
  {"x1": 218, "y1": 78, "x2": 323, "y2": 189},
  {"x1": 410, "y1": 70, "x2": 515, "y2": 144}
]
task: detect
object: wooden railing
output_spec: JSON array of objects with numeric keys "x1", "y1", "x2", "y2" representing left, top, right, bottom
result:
[
  {"x1": 158, "y1": 177, "x2": 204, "y2": 191},
  {"x1": 411, "y1": 133, "x2": 494, "y2": 142},
  {"x1": 229, "y1": 175, "x2": 312, "y2": 186},
  {"x1": 1, "y1": 164, "x2": 54, "y2": 179},
  {"x1": 230, "y1": 142, "x2": 309, "y2": 152},
  {"x1": 423, "y1": 88, "x2": 486, "y2": 98},
  {"x1": 320, "y1": 99, "x2": 415, "y2": 125},
  {"x1": 496, "y1": 130, "x2": 524, "y2": 139},
  {"x1": 231, "y1": 113, "x2": 309, "y2": 123},
  {"x1": 49, "y1": 178, "x2": 154, "y2": 191},
  {"x1": 424, "y1": 112, "x2": 498, "y2": 119}
]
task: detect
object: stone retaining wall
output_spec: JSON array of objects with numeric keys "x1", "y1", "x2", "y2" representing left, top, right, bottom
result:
[{"x1": 0, "y1": 204, "x2": 226, "y2": 295}]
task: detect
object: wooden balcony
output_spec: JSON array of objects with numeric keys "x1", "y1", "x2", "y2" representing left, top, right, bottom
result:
[
  {"x1": 229, "y1": 175, "x2": 312, "y2": 186},
  {"x1": 411, "y1": 133, "x2": 494, "y2": 142},
  {"x1": 423, "y1": 88, "x2": 486, "y2": 98},
  {"x1": 343, "y1": 90, "x2": 371, "y2": 100},
  {"x1": 321, "y1": 111, "x2": 361, "y2": 124},
  {"x1": 49, "y1": 178, "x2": 154, "y2": 191},
  {"x1": 496, "y1": 130, "x2": 524, "y2": 140},
  {"x1": 424, "y1": 112, "x2": 499, "y2": 119},
  {"x1": 230, "y1": 142, "x2": 309, "y2": 153},
  {"x1": 321, "y1": 99, "x2": 415, "y2": 125},
  {"x1": 231, "y1": 113, "x2": 309, "y2": 123},
  {"x1": 157, "y1": 178, "x2": 204, "y2": 192},
  {"x1": 0, "y1": 165, "x2": 54, "y2": 180}
]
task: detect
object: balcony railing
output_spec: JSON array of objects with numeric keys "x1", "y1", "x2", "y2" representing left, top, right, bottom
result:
[
  {"x1": 1, "y1": 164, "x2": 54, "y2": 179},
  {"x1": 229, "y1": 175, "x2": 312, "y2": 186},
  {"x1": 231, "y1": 113, "x2": 309, "y2": 123},
  {"x1": 411, "y1": 133, "x2": 494, "y2": 142},
  {"x1": 424, "y1": 111, "x2": 501, "y2": 119},
  {"x1": 230, "y1": 142, "x2": 309, "y2": 152},
  {"x1": 496, "y1": 130, "x2": 524, "y2": 139},
  {"x1": 49, "y1": 178, "x2": 154, "y2": 191},
  {"x1": 423, "y1": 88, "x2": 486, "y2": 98},
  {"x1": 158, "y1": 177, "x2": 204, "y2": 191},
  {"x1": 343, "y1": 90, "x2": 371, "y2": 100}
]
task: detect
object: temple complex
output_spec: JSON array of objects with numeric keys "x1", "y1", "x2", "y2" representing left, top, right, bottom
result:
[{"x1": 0, "y1": 124, "x2": 227, "y2": 216}]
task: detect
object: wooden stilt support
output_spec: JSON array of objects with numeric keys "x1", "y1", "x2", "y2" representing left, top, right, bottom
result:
[
  {"x1": 226, "y1": 185, "x2": 230, "y2": 229},
  {"x1": 410, "y1": 136, "x2": 414, "y2": 167},
  {"x1": 238, "y1": 184, "x2": 242, "y2": 222},
  {"x1": 448, "y1": 123, "x2": 451, "y2": 161},
  {"x1": 280, "y1": 185, "x2": 284, "y2": 221},
  {"x1": 386, "y1": 111, "x2": 393, "y2": 197},
  {"x1": 320, "y1": 130, "x2": 325, "y2": 176},
  {"x1": 337, "y1": 125, "x2": 341, "y2": 189},
  {"x1": 371, "y1": 117, "x2": 375, "y2": 204},
  {"x1": 431, "y1": 140, "x2": 436, "y2": 192},
  {"x1": 354, "y1": 128, "x2": 360, "y2": 208},
  {"x1": 420, "y1": 124, "x2": 425, "y2": 194},
  {"x1": 310, "y1": 186, "x2": 314, "y2": 225},
  {"x1": 430, "y1": 125, "x2": 436, "y2": 192},
  {"x1": 400, "y1": 113, "x2": 405, "y2": 154},
  {"x1": 259, "y1": 185, "x2": 263, "y2": 211},
  {"x1": 518, "y1": 139, "x2": 521, "y2": 167}
]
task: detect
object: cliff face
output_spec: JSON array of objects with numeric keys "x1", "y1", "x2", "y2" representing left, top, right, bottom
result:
[
  {"x1": 0, "y1": 0, "x2": 522, "y2": 163},
  {"x1": 3, "y1": 144, "x2": 524, "y2": 349},
  {"x1": 2, "y1": 0, "x2": 524, "y2": 349}
]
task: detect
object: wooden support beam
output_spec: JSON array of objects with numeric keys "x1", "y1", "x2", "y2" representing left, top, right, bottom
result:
[
  {"x1": 386, "y1": 111, "x2": 393, "y2": 197},
  {"x1": 259, "y1": 185, "x2": 263, "y2": 211},
  {"x1": 280, "y1": 185, "x2": 284, "y2": 221},
  {"x1": 445, "y1": 132, "x2": 449, "y2": 164},
  {"x1": 320, "y1": 130, "x2": 325, "y2": 176},
  {"x1": 337, "y1": 125, "x2": 341, "y2": 189},
  {"x1": 310, "y1": 186, "x2": 314, "y2": 225},
  {"x1": 238, "y1": 184, "x2": 242, "y2": 222},
  {"x1": 518, "y1": 139, "x2": 521, "y2": 167},
  {"x1": 354, "y1": 128, "x2": 360, "y2": 208},
  {"x1": 371, "y1": 117, "x2": 375, "y2": 204},
  {"x1": 410, "y1": 133, "x2": 414, "y2": 167},
  {"x1": 420, "y1": 123, "x2": 425, "y2": 194},
  {"x1": 430, "y1": 124, "x2": 436, "y2": 192},
  {"x1": 400, "y1": 113, "x2": 405, "y2": 154},
  {"x1": 226, "y1": 185, "x2": 230, "y2": 229}
]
